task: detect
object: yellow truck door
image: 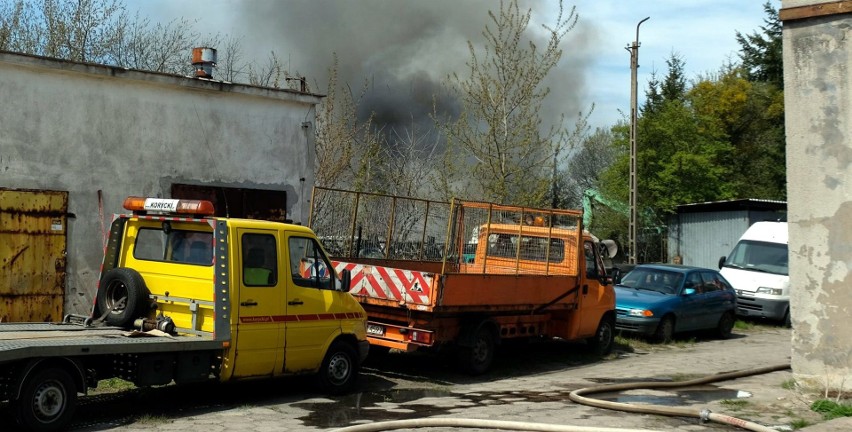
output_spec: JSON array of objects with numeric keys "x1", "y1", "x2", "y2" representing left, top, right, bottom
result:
[
  {"x1": 283, "y1": 234, "x2": 341, "y2": 372},
  {"x1": 232, "y1": 229, "x2": 285, "y2": 378}
]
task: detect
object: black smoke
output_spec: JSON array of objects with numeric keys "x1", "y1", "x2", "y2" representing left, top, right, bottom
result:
[{"x1": 236, "y1": 0, "x2": 596, "y2": 145}]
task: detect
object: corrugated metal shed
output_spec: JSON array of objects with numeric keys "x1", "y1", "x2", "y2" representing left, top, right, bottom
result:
[{"x1": 667, "y1": 199, "x2": 786, "y2": 269}]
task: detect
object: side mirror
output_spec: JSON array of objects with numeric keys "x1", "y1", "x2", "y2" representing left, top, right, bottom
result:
[
  {"x1": 613, "y1": 268, "x2": 623, "y2": 284},
  {"x1": 718, "y1": 256, "x2": 726, "y2": 270},
  {"x1": 683, "y1": 288, "x2": 696, "y2": 296},
  {"x1": 339, "y1": 269, "x2": 351, "y2": 292}
]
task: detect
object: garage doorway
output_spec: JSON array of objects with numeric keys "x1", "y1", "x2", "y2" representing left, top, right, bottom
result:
[
  {"x1": 171, "y1": 184, "x2": 288, "y2": 222},
  {"x1": 0, "y1": 188, "x2": 68, "y2": 322}
]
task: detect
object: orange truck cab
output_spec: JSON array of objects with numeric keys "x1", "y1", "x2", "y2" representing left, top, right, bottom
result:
[
  {"x1": 310, "y1": 187, "x2": 616, "y2": 374},
  {"x1": 0, "y1": 196, "x2": 367, "y2": 432}
]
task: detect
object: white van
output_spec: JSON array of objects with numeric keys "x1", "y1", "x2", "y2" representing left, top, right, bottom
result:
[{"x1": 718, "y1": 221, "x2": 789, "y2": 326}]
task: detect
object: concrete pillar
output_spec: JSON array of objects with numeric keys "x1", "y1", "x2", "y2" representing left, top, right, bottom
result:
[{"x1": 782, "y1": 0, "x2": 852, "y2": 390}]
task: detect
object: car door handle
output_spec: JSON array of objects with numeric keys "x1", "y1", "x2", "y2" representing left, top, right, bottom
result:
[
  {"x1": 240, "y1": 301, "x2": 258, "y2": 306},
  {"x1": 288, "y1": 300, "x2": 304, "y2": 306}
]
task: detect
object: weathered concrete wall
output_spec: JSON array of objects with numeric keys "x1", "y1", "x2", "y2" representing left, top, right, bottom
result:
[
  {"x1": 782, "y1": 2, "x2": 852, "y2": 390},
  {"x1": 0, "y1": 51, "x2": 320, "y2": 316}
]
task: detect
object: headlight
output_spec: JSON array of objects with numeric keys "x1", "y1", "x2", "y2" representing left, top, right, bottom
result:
[
  {"x1": 756, "y1": 287, "x2": 783, "y2": 296},
  {"x1": 628, "y1": 309, "x2": 654, "y2": 317}
]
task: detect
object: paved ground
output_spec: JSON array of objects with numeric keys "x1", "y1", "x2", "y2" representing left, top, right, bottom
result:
[{"x1": 7, "y1": 325, "x2": 851, "y2": 432}]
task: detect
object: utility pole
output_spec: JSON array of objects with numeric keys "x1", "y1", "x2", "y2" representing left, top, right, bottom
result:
[{"x1": 626, "y1": 17, "x2": 649, "y2": 265}]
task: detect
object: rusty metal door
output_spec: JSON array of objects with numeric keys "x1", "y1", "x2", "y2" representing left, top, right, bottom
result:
[{"x1": 0, "y1": 189, "x2": 68, "y2": 322}]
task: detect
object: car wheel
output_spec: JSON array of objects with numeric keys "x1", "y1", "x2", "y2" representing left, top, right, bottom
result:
[
  {"x1": 317, "y1": 341, "x2": 359, "y2": 395},
  {"x1": 782, "y1": 309, "x2": 792, "y2": 328},
  {"x1": 716, "y1": 311, "x2": 735, "y2": 339},
  {"x1": 653, "y1": 316, "x2": 674, "y2": 343},
  {"x1": 586, "y1": 315, "x2": 615, "y2": 356}
]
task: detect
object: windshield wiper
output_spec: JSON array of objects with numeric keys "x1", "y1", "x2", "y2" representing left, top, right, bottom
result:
[
  {"x1": 746, "y1": 266, "x2": 770, "y2": 273},
  {"x1": 725, "y1": 263, "x2": 745, "y2": 269}
]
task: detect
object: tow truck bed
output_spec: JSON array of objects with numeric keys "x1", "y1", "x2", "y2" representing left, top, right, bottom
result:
[{"x1": 0, "y1": 323, "x2": 222, "y2": 363}]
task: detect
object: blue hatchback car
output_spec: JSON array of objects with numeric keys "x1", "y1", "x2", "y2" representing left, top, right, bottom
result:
[{"x1": 614, "y1": 264, "x2": 737, "y2": 342}]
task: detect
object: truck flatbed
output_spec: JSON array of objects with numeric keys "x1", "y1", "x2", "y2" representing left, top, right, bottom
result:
[{"x1": 0, "y1": 323, "x2": 222, "y2": 363}]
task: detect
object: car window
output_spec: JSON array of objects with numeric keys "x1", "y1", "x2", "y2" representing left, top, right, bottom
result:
[
  {"x1": 620, "y1": 267, "x2": 683, "y2": 294},
  {"x1": 289, "y1": 236, "x2": 333, "y2": 290},
  {"x1": 684, "y1": 272, "x2": 703, "y2": 293},
  {"x1": 242, "y1": 233, "x2": 277, "y2": 286},
  {"x1": 701, "y1": 271, "x2": 730, "y2": 293}
]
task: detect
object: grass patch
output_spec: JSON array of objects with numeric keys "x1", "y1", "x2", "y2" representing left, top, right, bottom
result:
[
  {"x1": 811, "y1": 399, "x2": 852, "y2": 420},
  {"x1": 790, "y1": 418, "x2": 811, "y2": 430},
  {"x1": 720, "y1": 399, "x2": 749, "y2": 411},
  {"x1": 94, "y1": 377, "x2": 135, "y2": 393},
  {"x1": 135, "y1": 414, "x2": 168, "y2": 425},
  {"x1": 781, "y1": 379, "x2": 797, "y2": 390},
  {"x1": 733, "y1": 320, "x2": 753, "y2": 330}
]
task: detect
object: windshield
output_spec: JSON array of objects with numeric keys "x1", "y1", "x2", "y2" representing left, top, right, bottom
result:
[
  {"x1": 619, "y1": 268, "x2": 683, "y2": 294},
  {"x1": 724, "y1": 240, "x2": 788, "y2": 276}
]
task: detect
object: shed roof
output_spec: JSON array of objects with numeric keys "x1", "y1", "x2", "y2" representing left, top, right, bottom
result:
[{"x1": 675, "y1": 199, "x2": 787, "y2": 214}]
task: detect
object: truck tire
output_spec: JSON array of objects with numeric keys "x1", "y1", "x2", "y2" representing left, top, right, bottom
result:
[
  {"x1": 318, "y1": 341, "x2": 359, "y2": 395},
  {"x1": 13, "y1": 367, "x2": 78, "y2": 432},
  {"x1": 587, "y1": 315, "x2": 615, "y2": 356},
  {"x1": 457, "y1": 326, "x2": 495, "y2": 375},
  {"x1": 97, "y1": 267, "x2": 149, "y2": 328}
]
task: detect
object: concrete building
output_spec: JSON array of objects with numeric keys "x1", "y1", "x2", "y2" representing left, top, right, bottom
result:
[
  {"x1": 667, "y1": 199, "x2": 786, "y2": 269},
  {"x1": 0, "y1": 51, "x2": 321, "y2": 319},
  {"x1": 781, "y1": 1, "x2": 852, "y2": 390}
]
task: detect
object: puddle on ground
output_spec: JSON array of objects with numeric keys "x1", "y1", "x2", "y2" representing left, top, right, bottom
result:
[
  {"x1": 595, "y1": 385, "x2": 750, "y2": 406},
  {"x1": 296, "y1": 383, "x2": 752, "y2": 428}
]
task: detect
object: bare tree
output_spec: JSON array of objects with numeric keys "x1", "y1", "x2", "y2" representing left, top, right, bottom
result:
[
  {"x1": 313, "y1": 53, "x2": 379, "y2": 190},
  {"x1": 216, "y1": 35, "x2": 245, "y2": 83},
  {"x1": 437, "y1": 0, "x2": 577, "y2": 207},
  {"x1": 1, "y1": 0, "x2": 233, "y2": 76}
]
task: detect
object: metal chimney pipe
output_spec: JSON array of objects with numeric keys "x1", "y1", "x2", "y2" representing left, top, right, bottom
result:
[{"x1": 191, "y1": 47, "x2": 217, "y2": 79}]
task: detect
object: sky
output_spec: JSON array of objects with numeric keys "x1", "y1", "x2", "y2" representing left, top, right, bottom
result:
[{"x1": 132, "y1": 0, "x2": 778, "y2": 133}]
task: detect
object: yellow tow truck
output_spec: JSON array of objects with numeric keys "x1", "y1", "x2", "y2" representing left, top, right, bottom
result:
[{"x1": 0, "y1": 196, "x2": 368, "y2": 432}]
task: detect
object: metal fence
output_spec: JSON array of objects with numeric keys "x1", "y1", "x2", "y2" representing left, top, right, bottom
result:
[
  {"x1": 309, "y1": 187, "x2": 585, "y2": 277},
  {"x1": 309, "y1": 187, "x2": 450, "y2": 261}
]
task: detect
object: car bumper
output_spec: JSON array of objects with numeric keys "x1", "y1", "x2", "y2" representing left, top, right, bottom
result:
[
  {"x1": 615, "y1": 315, "x2": 661, "y2": 336},
  {"x1": 736, "y1": 295, "x2": 788, "y2": 321}
]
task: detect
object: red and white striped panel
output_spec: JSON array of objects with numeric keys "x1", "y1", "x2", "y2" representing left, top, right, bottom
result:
[{"x1": 333, "y1": 261, "x2": 433, "y2": 305}]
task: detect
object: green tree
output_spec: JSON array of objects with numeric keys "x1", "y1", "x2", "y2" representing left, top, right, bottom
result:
[
  {"x1": 690, "y1": 66, "x2": 785, "y2": 199},
  {"x1": 437, "y1": 0, "x2": 578, "y2": 207},
  {"x1": 736, "y1": 1, "x2": 783, "y2": 87}
]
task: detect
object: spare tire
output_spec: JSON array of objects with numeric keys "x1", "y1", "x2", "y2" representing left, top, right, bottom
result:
[{"x1": 97, "y1": 268, "x2": 149, "y2": 327}]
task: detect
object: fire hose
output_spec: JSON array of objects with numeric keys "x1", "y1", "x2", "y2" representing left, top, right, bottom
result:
[{"x1": 331, "y1": 363, "x2": 791, "y2": 432}]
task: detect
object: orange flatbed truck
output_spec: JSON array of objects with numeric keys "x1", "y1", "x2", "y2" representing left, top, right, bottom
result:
[
  {"x1": 310, "y1": 187, "x2": 616, "y2": 374},
  {"x1": 0, "y1": 197, "x2": 368, "y2": 432}
]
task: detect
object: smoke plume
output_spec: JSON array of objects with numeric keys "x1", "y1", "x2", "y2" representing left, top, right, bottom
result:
[{"x1": 235, "y1": 1, "x2": 597, "y2": 136}]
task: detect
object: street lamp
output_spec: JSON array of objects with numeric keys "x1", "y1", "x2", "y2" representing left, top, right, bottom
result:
[{"x1": 626, "y1": 17, "x2": 649, "y2": 265}]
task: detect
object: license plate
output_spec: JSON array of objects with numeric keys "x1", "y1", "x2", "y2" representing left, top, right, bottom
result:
[{"x1": 366, "y1": 324, "x2": 385, "y2": 336}]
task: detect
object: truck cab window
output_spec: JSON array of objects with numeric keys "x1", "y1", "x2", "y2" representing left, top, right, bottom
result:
[
  {"x1": 242, "y1": 233, "x2": 277, "y2": 286},
  {"x1": 134, "y1": 228, "x2": 213, "y2": 266},
  {"x1": 289, "y1": 236, "x2": 333, "y2": 289},
  {"x1": 584, "y1": 242, "x2": 601, "y2": 277}
]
